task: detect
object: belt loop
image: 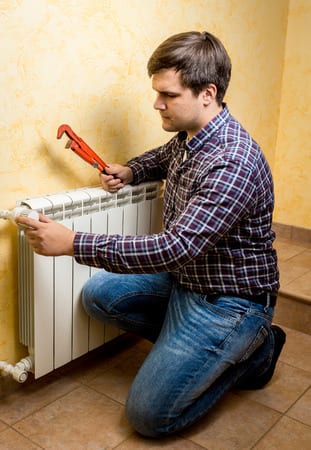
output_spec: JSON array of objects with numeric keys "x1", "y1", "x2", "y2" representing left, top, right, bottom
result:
[{"x1": 264, "y1": 293, "x2": 271, "y2": 312}]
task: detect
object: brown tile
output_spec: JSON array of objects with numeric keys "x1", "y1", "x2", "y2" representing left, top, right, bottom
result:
[
  {"x1": 115, "y1": 433, "x2": 206, "y2": 449},
  {"x1": 287, "y1": 387, "x2": 311, "y2": 426},
  {"x1": 236, "y1": 361, "x2": 311, "y2": 412},
  {"x1": 0, "y1": 375, "x2": 25, "y2": 400},
  {"x1": 131, "y1": 337, "x2": 154, "y2": 354},
  {"x1": 274, "y1": 239, "x2": 307, "y2": 262},
  {"x1": 0, "y1": 427, "x2": 42, "y2": 449},
  {"x1": 14, "y1": 385, "x2": 132, "y2": 449},
  {"x1": 253, "y1": 416, "x2": 311, "y2": 449},
  {"x1": 70, "y1": 346, "x2": 140, "y2": 385},
  {"x1": 182, "y1": 392, "x2": 281, "y2": 450},
  {"x1": 69, "y1": 334, "x2": 148, "y2": 385},
  {"x1": 288, "y1": 249, "x2": 311, "y2": 269},
  {"x1": 279, "y1": 327, "x2": 311, "y2": 372},
  {"x1": 86, "y1": 351, "x2": 147, "y2": 404},
  {"x1": 0, "y1": 374, "x2": 80, "y2": 425},
  {"x1": 284, "y1": 270, "x2": 311, "y2": 300},
  {"x1": 278, "y1": 260, "x2": 310, "y2": 287}
]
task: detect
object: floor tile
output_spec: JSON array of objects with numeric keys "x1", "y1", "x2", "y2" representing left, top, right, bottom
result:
[
  {"x1": 284, "y1": 270, "x2": 311, "y2": 300},
  {"x1": 273, "y1": 240, "x2": 307, "y2": 262},
  {"x1": 0, "y1": 374, "x2": 79, "y2": 425},
  {"x1": 287, "y1": 387, "x2": 311, "y2": 426},
  {"x1": 115, "y1": 433, "x2": 206, "y2": 449},
  {"x1": 70, "y1": 342, "x2": 141, "y2": 386},
  {"x1": 253, "y1": 416, "x2": 311, "y2": 450},
  {"x1": 182, "y1": 392, "x2": 281, "y2": 450},
  {"x1": 86, "y1": 351, "x2": 147, "y2": 405},
  {"x1": 279, "y1": 327, "x2": 311, "y2": 372},
  {"x1": 1, "y1": 236, "x2": 310, "y2": 448},
  {"x1": 14, "y1": 385, "x2": 132, "y2": 450},
  {"x1": 130, "y1": 337, "x2": 153, "y2": 354},
  {"x1": 236, "y1": 361, "x2": 311, "y2": 412},
  {"x1": 288, "y1": 249, "x2": 311, "y2": 269},
  {"x1": 278, "y1": 260, "x2": 310, "y2": 287},
  {"x1": 0, "y1": 427, "x2": 42, "y2": 449}
]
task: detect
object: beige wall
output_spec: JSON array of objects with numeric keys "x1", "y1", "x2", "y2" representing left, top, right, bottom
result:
[
  {"x1": 0, "y1": 0, "x2": 299, "y2": 363},
  {"x1": 273, "y1": 0, "x2": 311, "y2": 228}
]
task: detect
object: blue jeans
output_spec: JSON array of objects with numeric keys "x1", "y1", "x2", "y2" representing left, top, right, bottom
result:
[{"x1": 82, "y1": 271, "x2": 275, "y2": 437}]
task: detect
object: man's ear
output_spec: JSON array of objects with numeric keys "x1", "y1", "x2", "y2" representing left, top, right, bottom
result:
[{"x1": 202, "y1": 84, "x2": 217, "y2": 105}]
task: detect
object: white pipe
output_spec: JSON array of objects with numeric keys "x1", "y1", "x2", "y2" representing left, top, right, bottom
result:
[{"x1": 0, "y1": 356, "x2": 34, "y2": 383}]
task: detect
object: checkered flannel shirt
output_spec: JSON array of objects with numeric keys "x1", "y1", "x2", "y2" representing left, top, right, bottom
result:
[{"x1": 74, "y1": 105, "x2": 279, "y2": 296}]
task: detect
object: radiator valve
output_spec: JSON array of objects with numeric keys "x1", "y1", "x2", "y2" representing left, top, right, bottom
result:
[
  {"x1": 0, "y1": 356, "x2": 34, "y2": 383},
  {"x1": 0, "y1": 206, "x2": 39, "y2": 226}
]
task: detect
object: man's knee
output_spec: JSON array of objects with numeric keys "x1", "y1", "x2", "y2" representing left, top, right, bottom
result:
[
  {"x1": 125, "y1": 391, "x2": 168, "y2": 438},
  {"x1": 81, "y1": 271, "x2": 112, "y2": 316}
]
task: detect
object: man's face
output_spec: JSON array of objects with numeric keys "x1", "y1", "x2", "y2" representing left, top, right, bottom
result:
[{"x1": 151, "y1": 68, "x2": 207, "y2": 138}]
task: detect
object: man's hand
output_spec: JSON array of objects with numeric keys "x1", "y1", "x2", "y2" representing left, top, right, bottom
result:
[
  {"x1": 16, "y1": 214, "x2": 75, "y2": 257},
  {"x1": 100, "y1": 164, "x2": 133, "y2": 193}
]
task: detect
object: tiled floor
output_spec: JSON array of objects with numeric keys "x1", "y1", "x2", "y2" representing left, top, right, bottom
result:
[{"x1": 0, "y1": 238, "x2": 310, "y2": 449}]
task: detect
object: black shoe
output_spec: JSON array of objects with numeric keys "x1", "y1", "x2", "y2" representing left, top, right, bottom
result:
[{"x1": 236, "y1": 325, "x2": 286, "y2": 390}]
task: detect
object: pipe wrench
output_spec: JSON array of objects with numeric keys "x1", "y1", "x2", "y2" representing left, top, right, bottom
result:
[{"x1": 57, "y1": 124, "x2": 109, "y2": 173}]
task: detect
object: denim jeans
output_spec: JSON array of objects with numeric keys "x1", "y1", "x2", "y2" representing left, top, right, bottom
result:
[{"x1": 82, "y1": 271, "x2": 275, "y2": 437}]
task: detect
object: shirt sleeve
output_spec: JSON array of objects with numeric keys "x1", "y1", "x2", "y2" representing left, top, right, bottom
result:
[
  {"x1": 126, "y1": 134, "x2": 184, "y2": 184},
  {"x1": 73, "y1": 159, "x2": 257, "y2": 272}
]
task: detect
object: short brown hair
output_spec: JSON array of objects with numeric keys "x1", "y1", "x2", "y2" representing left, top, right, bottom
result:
[{"x1": 147, "y1": 31, "x2": 231, "y2": 104}]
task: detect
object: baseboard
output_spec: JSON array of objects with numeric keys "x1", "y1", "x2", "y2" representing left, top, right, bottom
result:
[{"x1": 273, "y1": 222, "x2": 311, "y2": 244}]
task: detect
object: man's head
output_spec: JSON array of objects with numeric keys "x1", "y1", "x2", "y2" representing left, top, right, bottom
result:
[{"x1": 147, "y1": 31, "x2": 231, "y2": 105}]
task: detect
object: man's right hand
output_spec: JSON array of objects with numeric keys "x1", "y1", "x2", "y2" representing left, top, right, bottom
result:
[{"x1": 99, "y1": 164, "x2": 134, "y2": 193}]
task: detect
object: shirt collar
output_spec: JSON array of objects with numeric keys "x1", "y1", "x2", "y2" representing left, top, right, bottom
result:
[{"x1": 185, "y1": 103, "x2": 230, "y2": 152}]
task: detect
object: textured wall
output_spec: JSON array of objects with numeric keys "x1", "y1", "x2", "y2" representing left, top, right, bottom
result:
[
  {"x1": 273, "y1": 0, "x2": 311, "y2": 228},
  {"x1": 0, "y1": 0, "x2": 288, "y2": 363}
]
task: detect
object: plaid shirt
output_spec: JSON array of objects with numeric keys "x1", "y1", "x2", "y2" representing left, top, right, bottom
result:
[{"x1": 74, "y1": 105, "x2": 279, "y2": 296}]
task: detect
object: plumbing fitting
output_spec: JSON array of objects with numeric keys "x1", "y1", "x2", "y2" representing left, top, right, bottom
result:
[
  {"x1": 0, "y1": 206, "x2": 39, "y2": 226},
  {"x1": 0, "y1": 356, "x2": 34, "y2": 383}
]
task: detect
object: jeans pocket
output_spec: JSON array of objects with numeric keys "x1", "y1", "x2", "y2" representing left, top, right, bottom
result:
[
  {"x1": 238, "y1": 325, "x2": 269, "y2": 362},
  {"x1": 197, "y1": 295, "x2": 244, "y2": 323}
]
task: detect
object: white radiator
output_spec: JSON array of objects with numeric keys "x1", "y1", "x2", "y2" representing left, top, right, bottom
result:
[{"x1": 18, "y1": 182, "x2": 163, "y2": 379}]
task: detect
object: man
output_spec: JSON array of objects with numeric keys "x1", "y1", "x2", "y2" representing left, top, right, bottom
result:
[{"x1": 19, "y1": 31, "x2": 285, "y2": 438}]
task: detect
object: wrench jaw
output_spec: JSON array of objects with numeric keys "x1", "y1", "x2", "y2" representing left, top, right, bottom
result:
[
  {"x1": 65, "y1": 139, "x2": 72, "y2": 149},
  {"x1": 56, "y1": 124, "x2": 78, "y2": 141}
]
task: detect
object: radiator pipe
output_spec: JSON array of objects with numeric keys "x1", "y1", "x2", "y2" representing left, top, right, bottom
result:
[
  {"x1": 0, "y1": 356, "x2": 34, "y2": 383},
  {"x1": 0, "y1": 207, "x2": 39, "y2": 224}
]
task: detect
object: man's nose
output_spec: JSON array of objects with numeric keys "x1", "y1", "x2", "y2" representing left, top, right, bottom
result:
[{"x1": 153, "y1": 96, "x2": 166, "y2": 110}]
